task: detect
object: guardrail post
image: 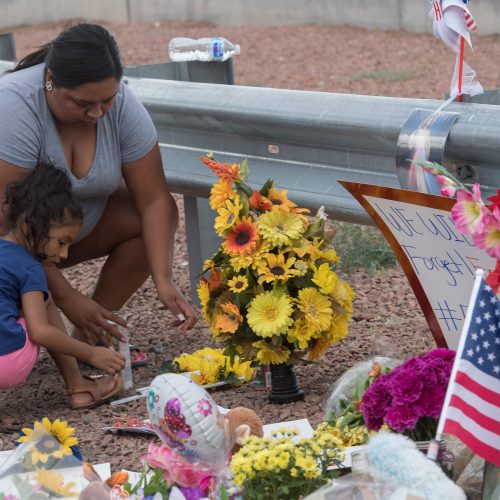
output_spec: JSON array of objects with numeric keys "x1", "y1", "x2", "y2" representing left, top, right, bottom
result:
[{"x1": 0, "y1": 32, "x2": 16, "y2": 61}]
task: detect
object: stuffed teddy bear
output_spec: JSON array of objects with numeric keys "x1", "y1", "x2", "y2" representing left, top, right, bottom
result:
[{"x1": 223, "y1": 406, "x2": 264, "y2": 454}]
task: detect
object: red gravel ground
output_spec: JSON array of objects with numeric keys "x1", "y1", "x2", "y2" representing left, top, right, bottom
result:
[{"x1": 0, "y1": 20, "x2": 499, "y2": 471}]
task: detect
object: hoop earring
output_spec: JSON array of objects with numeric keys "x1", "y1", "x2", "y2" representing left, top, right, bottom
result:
[{"x1": 45, "y1": 81, "x2": 53, "y2": 91}]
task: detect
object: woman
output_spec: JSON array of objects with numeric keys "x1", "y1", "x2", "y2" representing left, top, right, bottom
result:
[{"x1": 0, "y1": 23, "x2": 197, "y2": 346}]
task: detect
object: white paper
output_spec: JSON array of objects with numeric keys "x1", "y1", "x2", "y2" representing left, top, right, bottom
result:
[{"x1": 263, "y1": 418, "x2": 314, "y2": 439}]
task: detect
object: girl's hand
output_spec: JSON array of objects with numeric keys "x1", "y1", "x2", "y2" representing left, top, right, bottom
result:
[
  {"x1": 156, "y1": 279, "x2": 198, "y2": 333},
  {"x1": 59, "y1": 291, "x2": 127, "y2": 345},
  {"x1": 88, "y1": 347, "x2": 126, "y2": 374}
]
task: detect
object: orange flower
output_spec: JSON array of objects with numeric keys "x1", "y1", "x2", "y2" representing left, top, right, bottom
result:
[
  {"x1": 207, "y1": 265, "x2": 221, "y2": 291},
  {"x1": 267, "y1": 186, "x2": 297, "y2": 212},
  {"x1": 223, "y1": 218, "x2": 259, "y2": 255},
  {"x1": 249, "y1": 190, "x2": 272, "y2": 212},
  {"x1": 201, "y1": 156, "x2": 241, "y2": 182},
  {"x1": 215, "y1": 303, "x2": 243, "y2": 333}
]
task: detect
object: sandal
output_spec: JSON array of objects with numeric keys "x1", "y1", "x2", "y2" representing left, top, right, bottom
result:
[{"x1": 68, "y1": 376, "x2": 123, "y2": 410}]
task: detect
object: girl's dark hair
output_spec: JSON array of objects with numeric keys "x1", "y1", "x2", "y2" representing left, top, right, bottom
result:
[
  {"x1": 4, "y1": 163, "x2": 83, "y2": 261},
  {"x1": 12, "y1": 23, "x2": 123, "y2": 88}
]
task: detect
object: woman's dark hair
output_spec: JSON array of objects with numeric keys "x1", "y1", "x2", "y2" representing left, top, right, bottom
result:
[
  {"x1": 12, "y1": 23, "x2": 123, "y2": 88},
  {"x1": 4, "y1": 163, "x2": 83, "y2": 260}
]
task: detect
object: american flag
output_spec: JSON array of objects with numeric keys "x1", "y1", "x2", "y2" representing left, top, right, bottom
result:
[
  {"x1": 432, "y1": 0, "x2": 443, "y2": 21},
  {"x1": 464, "y1": 11, "x2": 478, "y2": 31},
  {"x1": 439, "y1": 272, "x2": 500, "y2": 466}
]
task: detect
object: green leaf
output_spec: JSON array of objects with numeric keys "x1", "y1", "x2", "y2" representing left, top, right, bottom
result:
[
  {"x1": 240, "y1": 158, "x2": 249, "y2": 181},
  {"x1": 259, "y1": 179, "x2": 274, "y2": 197}
]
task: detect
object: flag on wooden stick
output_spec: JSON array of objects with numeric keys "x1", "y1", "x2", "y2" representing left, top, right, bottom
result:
[{"x1": 431, "y1": 269, "x2": 500, "y2": 466}]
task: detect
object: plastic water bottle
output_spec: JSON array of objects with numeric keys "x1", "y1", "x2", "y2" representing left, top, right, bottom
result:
[{"x1": 168, "y1": 37, "x2": 240, "y2": 62}]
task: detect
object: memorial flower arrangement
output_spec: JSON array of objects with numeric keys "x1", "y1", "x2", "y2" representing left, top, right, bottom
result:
[
  {"x1": 197, "y1": 154, "x2": 355, "y2": 366},
  {"x1": 172, "y1": 347, "x2": 254, "y2": 385},
  {"x1": 422, "y1": 161, "x2": 500, "y2": 291},
  {"x1": 230, "y1": 428, "x2": 341, "y2": 499},
  {"x1": 361, "y1": 348, "x2": 455, "y2": 441}
]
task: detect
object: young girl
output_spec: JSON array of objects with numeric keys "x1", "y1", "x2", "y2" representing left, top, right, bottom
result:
[{"x1": 0, "y1": 163, "x2": 125, "y2": 409}]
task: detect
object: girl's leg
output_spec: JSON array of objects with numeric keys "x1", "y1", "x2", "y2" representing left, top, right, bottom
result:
[{"x1": 46, "y1": 297, "x2": 120, "y2": 408}]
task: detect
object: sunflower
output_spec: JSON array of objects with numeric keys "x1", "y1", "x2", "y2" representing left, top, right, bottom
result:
[
  {"x1": 252, "y1": 340, "x2": 291, "y2": 365},
  {"x1": 214, "y1": 197, "x2": 242, "y2": 236},
  {"x1": 209, "y1": 178, "x2": 236, "y2": 210},
  {"x1": 295, "y1": 288, "x2": 333, "y2": 334},
  {"x1": 215, "y1": 302, "x2": 243, "y2": 333},
  {"x1": 17, "y1": 418, "x2": 80, "y2": 465},
  {"x1": 224, "y1": 218, "x2": 259, "y2": 256},
  {"x1": 330, "y1": 280, "x2": 356, "y2": 312},
  {"x1": 259, "y1": 210, "x2": 305, "y2": 246},
  {"x1": 228, "y1": 275, "x2": 249, "y2": 293},
  {"x1": 247, "y1": 291, "x2": 294, "y2": 337},
  {"x1": 35, "y1": 468, "x2": 78, "y2": 497},
  {"x1": 287, "y1": 318, "x2": 316, "y2": 349},
  {"x1": 312, "y1": 263, "x2": 339, "y2": 295},
  {"x1": 267, "y1": 186, "x2": 297, "y2": 212},
  {"x1": 256, "y1": 253, "x2": 300, "y2": 285}
]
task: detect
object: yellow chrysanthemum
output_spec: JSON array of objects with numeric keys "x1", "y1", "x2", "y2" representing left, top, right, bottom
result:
[
  {"x1": 267, "y1": 186, "x2": 297, "y2": 212},
  {"x1": 312, "y1": 263, "x2": 339, "y2": 295},
  {"x1": 196, "y1": 280, "x2": 211, "y2": 321},
  {"x1": 331, "y1": 279, "x2": 356, "y2": 312},
  {"x1": 252, "y1": 340, "x2": 291, "y2": 365},
  {"x1": 215, "y1": 302, "x2": 243, "y2": 333},
  {"x1": 17, "y1": 418, "x2": 78, "y2": 465},
  {"x1": 295, "y1": 287, "x2": 333, "y2": 334},
  {"x1": 258, "y1": 210, "x2": 305, "y2": 246},
  {"x1": 230, "y1": 238, "x2": 272, "y2": 272},
  {"x1": 256, "y1": 253, "x2": 300, "y2": 285},
  {"x1": 228, "y1": 275, "x2": 249, "y2": 293},
  {"x1": 247, "y1": 291, "x2": 294, "y2": 337},
  {"x1": 214, "y1": 197, "x2": 242, "y2": 236},
  {"x1": 209, "y1": 178, "x2": 236, "y2": 210},
  {"x1": 35, "y1": 469, "x2": 78, "y2": 498},
  {"x1": 223, "y1": 217, "x2": 259, "y2": 256},
  {"x1": 287, "y1": 318, "x2": 316, "y2": 349}
]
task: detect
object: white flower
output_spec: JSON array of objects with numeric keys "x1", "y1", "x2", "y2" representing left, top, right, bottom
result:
[{"x1": 316, "y1": 206, "x2": 328, "y2": 221}]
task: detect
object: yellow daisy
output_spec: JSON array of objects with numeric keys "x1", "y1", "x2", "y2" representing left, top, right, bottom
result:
[
  {"x1": 312, "y1": 263, "x2": 339, "y2": 295},
  {"x1": 307, "y1": 240, "x2": 340, "y2": 263},
  {"x1": 215, "y1": 302, "x2": 243, "y2": 333},
  {"x1": 228, "y1": 275, "x2": 249, "y2": 293},
  {"x1": 295, "y1": 287, "x2": 332, "y2": 334},
  {"x1": 197, "y1": 279, "x2": 211, "y2": 321},
  {"x1": 214, "y1": 197, "x2": 242, "y2": 236},
  {"x1": 35, "y1": 469, "x2": 78, "y2": 498},
  {"x1": 259, "y1": 210, "x2": 305, "y2": 246},
  {"x1": 256, "y1": 253, "x2": 300, "y2": 285},
  {"x1": 331, "y1": 280, "x2": 356, "y2": 312},
  {"x1": 252, "y1": 340, "x2": 290, "y2": 365},
  {"x1": 328, "y1": 312, "x2": 350, "y2": 343},
  {"x1": 247, "y1": 291, "x2": 294, "y2": 337},
  {"x1": 209, "y1": 178, "x2": 236, "y2": 210}
]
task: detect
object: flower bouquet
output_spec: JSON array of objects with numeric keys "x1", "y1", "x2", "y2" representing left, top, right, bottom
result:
[
  {"x1": 230, "y1": 428, "x2": 341, "y2": 500},
  {"x1": 0, "y1": 419, "x2": 83, "y2": 499},
  {"x1": 421, "y1": 161, "x2": 500, "y2": 291},
  {"x1": 170, "y1": 347, "x2": 254, "y2": 386},
  {"x1": 361, "y1": 348, "x2": 455, "y2": 441},
  {"x1": 197, "y1": 154, "x2": 355, "y2": 369}
]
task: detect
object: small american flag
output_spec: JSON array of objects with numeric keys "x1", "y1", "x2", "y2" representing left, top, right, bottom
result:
[
  {"x1": 432, "y1": 0, "x2": 443, "y2": 21},
  {"x1": 464, "y1": 11, "x2": 478, "y2": 31},
  {"x1": 439, "y1": 271, "x2": 500, "y2": 466}
]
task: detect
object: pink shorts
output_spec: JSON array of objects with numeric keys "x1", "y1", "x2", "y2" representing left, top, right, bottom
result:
[{"x1": 0, "y1": 318, "x2": 39, "y2": 388}]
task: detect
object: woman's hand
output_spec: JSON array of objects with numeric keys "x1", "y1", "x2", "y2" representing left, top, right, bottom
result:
[
  {"x1": 156, "y1": 279, "x2": 198, "y2": 333},
  {"x1": 87, "y1": 346, "x2": 126, "y2": 374},
  {"x1": 58, "y1": 290, "x2": 127, "y2": 345}
]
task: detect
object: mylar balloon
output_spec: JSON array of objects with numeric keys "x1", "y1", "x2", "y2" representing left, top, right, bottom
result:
[{"x1": 147, "y1": 373, "x2": 229, "y2": 469}]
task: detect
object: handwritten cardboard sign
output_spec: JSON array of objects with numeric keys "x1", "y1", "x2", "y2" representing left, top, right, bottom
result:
[{"x1": 339, "y1": 181, "x2": 496, "y2": 350}]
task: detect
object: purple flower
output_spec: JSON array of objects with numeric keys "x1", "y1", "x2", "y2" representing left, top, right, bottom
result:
[
  {"x1": 389, "y1": 370, "x2": 423, "y2": 405},
  {"x1": 180, "y1": 486, "x2": 207, "y2": 500},
  {"x1": 361, "y1": 377, "x2": 392, "y2": 430},
  {"x1": 384, "y1": 405, "x2": 419, "y2": 432}
]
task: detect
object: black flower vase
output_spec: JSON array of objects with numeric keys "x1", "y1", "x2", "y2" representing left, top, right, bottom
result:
[{"x1": 268, "y1": 363, "x2": 304, "y2": 403}]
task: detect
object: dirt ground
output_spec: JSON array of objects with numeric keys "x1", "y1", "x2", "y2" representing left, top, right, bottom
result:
[{"x1": 0, "y1": 20, "x2": 499, "y2": 471}]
